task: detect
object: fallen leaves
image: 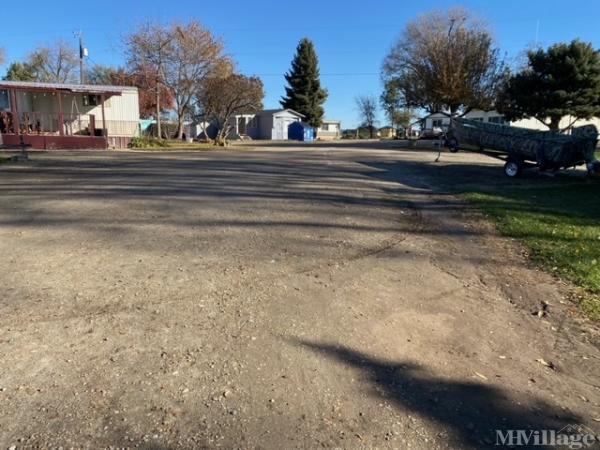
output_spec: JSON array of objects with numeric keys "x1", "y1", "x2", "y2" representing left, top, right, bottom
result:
[{"x1": 536, "y1": 358, "x2": 556, "y2": 370}]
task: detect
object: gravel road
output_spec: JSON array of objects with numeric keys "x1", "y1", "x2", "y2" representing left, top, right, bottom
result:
[{"x1": 0, "y1": 143, "x2": 598, "y2": 449}]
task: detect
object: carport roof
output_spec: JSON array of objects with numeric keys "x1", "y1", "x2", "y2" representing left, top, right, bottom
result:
[{"x1": 0, "y1": 80, "x2": 137, "y2": 95}]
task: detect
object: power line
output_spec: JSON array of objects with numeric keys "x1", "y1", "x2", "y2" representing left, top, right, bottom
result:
[
  {"x1": 255, "y1": 72, "x2": 379, "y2": 77},
  {"x1": 0, "y1": 14, "x2": 587, "y2": 39}
]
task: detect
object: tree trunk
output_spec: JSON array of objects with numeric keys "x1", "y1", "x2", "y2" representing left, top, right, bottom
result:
[
  {"x1": 156, "y1": 83, "x2": 161, "y2": 139},
  {"x1": 548, "y1": 116, "x2": 561, "y2": 132},
  {"x1": 215, "y1": 125, "x2": 229, "y2": 146},
  {"x1": 177, "y1": 114, "x2": 184, "y2": 140}
]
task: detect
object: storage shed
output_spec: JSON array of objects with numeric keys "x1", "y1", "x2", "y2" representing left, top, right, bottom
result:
[
  {"x1": 229, "y1": 108, "x2": 304, "y2": 140},
  {"x1": 288, "y1": 121, "x2": 315, "y2": 142}
]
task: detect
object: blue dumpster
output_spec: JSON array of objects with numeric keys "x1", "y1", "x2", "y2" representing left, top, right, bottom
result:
[{"x1": 288, "y1": 121, "x2": 315, "y2": 142}]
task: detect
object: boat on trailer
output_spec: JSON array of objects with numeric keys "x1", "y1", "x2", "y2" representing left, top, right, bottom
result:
[{"x1": 445, "y1": 117, "x2": 600, "y2": 177}]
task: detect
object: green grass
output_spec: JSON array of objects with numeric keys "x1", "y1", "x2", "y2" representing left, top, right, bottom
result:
[
  {"x1": 130, "y1": 137, "x2": 231, "y2": 151},
  {"x1": 463, "y1": 180, "x2": 600, "y2": 320}
]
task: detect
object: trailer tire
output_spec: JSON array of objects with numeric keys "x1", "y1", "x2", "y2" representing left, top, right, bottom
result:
[
  {"x1": 504, "y1": 160, "x2": 522, "y2": 178},
  {"x1": 447, "y1": 137, "x2": 459, "y2": 153}
]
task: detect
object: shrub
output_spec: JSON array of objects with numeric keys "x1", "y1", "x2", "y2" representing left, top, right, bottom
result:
[
  {"x1": 145, "y1": 122, "x2": 179, "y2": 139},
  {"x1": 130, "y1": 136, "x2": 168, "y2": 148}
]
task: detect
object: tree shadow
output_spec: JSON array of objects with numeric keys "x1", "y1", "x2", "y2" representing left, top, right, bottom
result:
[
  {"x1": 234, "y1": 139, "x2": 412, "y2": 151},
  {"x1": 2, "y1": 148, "x2": 595, "y2": 260},
  {"x1": 291, "y1": 338, "x2": 585, "y2": 449},
  {"x1": 361, "y1": 158, "x2": 600, "y2": 226}
]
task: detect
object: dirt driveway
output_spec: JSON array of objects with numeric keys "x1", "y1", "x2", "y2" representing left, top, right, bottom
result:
[{"x1": 0, "y1": 143, "x2": 598, "y2": 449}]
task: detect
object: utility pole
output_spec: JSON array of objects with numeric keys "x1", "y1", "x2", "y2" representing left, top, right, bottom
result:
[
  {"x1": 156, "y1": 74, "x2": 161, "y2": 138},
  {"x1": 74, "y1": 31, "x2": 87, "y2": 84}
]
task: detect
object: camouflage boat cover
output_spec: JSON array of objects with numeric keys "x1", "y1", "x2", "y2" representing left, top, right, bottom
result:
[{"x1": 449, "y1": 118, "x2": 599, "y2": 169}]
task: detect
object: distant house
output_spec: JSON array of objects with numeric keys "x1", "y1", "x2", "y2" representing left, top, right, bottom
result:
[
  {"x1": 421, "y1": 112, "x2": 452, "y2": 131},
  {"x1": 231, "y1": 109, "x2": 304, "y2": 140},
  {"x1": 0, "y1": 80, "x2": 140, "y2": 149},
  {"x1": 421, "y1": 109, "x2": 600, "y2": 133},
  {"x1": 341, "y1": 129, "x2": 357, "y2": 139},
  {"x1": 317, "y1": 119, "x2": 341, "y2": 140},
  {"x1": 340, "y1": 127, "x2": 378, "y2": 139},
  {"x1": 379, "y1": 126, "x2": 396, "y2": 138},
  {"x1": 185, "y1": 120, "x2": 217, "y2": 141}
]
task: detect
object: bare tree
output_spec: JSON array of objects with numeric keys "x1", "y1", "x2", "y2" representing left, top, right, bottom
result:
[
  {"x1": 164, "y1": 22, "x2": 231, "y2": 139},
  {"x1": 86, "y1": 64, "x2": 120, "y2": 85},
  {"x1": 356, "y1": 95, "x2": 378, "y2": 138},
  {"x1": 27, "y1": 41, "x2": 79, "y2": 83},
  {"x1": 108, "y1": 66, "x2": 174, "y2": 120},
  {"x1": 380, "y1": 78, "x2": 401, "y2": 129},
  {"x1": 0, "y1": 48, "x2": 5, "y2": 67},
  {"x1": 126, "y1": 21, "x2": 230, "y2": 139},
  {"x1": 198, "y1": 74, "x2": 264, "y2": 144},
  {"x1": 126, "y1": 23, "x2": 174, "y2": 138},
  {"x1": 382, "y1": 8, "x2": 505, "y2": 115}
]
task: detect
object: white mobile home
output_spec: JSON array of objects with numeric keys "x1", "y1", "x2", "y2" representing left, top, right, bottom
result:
[
  {"x1": 0, "y1": 80, "x2": 140, "y2": 149},
  {"x1": 317, "y1": 119, "x2": 341, "y2": 140},
  {"x1": 422, "y1": 109, "x2": 600, "y2": 132}
]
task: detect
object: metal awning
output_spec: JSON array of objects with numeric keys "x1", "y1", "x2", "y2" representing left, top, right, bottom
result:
[{"x1": 0, "y1": 80, "x2": 137, "y2": 96}]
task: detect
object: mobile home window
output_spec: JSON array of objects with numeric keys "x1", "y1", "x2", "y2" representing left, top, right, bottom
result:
[
  {"x1": 0, "y1": 90, "x2": 9, "y2": 110},
  {"x1": 82, "y1": 94, "x2": 100, "y2": 106},
  {"x1": 432, "y1": 119, "x2": 443, "y2": 128}
]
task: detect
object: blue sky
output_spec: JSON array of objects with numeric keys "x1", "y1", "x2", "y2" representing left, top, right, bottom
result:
[{"x1": 1, "y1": 0, "x2": 600, "y2": 128}]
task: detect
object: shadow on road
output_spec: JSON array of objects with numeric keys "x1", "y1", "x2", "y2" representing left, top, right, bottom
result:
[
  {"x1": 235, "y1": 139, "x2": 414, "y2": 151},
  {"x1": 292, "y1": 338, "x2": 582, "y2": 449},
  {"x1": 1, "y1": 148, "x2": 595, "y2": 254}
]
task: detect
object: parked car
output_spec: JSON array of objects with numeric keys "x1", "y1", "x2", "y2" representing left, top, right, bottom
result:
[{"x1": 419, "y1": 127, "x2": 443, "y2": 139}]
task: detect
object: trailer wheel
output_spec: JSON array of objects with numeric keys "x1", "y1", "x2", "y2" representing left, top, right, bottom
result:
[
  {"x1": 447, "y1": 137, "x2": 459, "y2": 153},
  {"x1": 504, "y1": 160, "x2": 522, "y2": 178}
]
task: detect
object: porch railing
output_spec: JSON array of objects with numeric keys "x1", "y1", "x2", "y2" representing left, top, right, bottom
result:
[
  {"x1": 1, "y1": 111, "x2": 98, "y2": 136},
  {"x1": 1, "y1": 111, "x2": 139, "y2": 138}
]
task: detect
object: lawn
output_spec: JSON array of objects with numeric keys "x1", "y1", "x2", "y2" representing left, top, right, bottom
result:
[
  {"x1": 129, "y1": 136, "x2": 240, "y2": 151},
  {"x1": 463, "y1": 179, "x2": 600, "y2": 320}
]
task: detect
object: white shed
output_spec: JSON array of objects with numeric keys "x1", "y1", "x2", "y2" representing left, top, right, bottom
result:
[{"x1": 230, "y1": 109, "x2": 304, "y2": 140}]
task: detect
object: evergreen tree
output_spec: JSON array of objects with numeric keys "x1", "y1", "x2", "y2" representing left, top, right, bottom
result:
[
  {"x1": 497, "y1": 40, "x2": 600, "y2": 131},
  {"x1": 3, "y1": 62, "x2": 37, "y2": 81},
  {"x1": 280, "y1": 38, "x2": 327, "y2": 127}
]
